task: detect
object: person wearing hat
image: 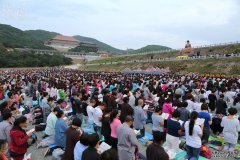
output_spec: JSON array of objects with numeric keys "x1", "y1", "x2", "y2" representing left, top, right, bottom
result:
[{"x1": 62, "y1": 118, "x2": 83, "y2": 160}]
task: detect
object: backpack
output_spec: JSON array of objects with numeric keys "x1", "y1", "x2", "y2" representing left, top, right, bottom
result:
[{"x1": 200, "y1": 145, "x2": 212, "y2": 159}]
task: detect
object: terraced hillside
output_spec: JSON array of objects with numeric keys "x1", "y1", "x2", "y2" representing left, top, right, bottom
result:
[
  {"x1": 82, "y1": 57, "x2": 240, "y2": 76},
  {"x1": 89, "y1": 43, "x2": 240, "y2": 64}
]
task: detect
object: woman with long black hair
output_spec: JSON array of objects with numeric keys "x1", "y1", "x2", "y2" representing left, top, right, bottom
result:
[
  {"x1": 9, "y1": 116, "x2": 32, "y2": 160},
  {"x1": 184, "y1": 111, "x2": 203, "y2": 160}
]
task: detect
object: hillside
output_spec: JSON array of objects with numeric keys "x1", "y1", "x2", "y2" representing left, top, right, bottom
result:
[
  {"x1": 73, "y1": 35, "x2": 125, "y2": 54},
  {"x1": 82, "y1": 57, "x2": 240, "y2": 76},
  {"x1": 129, "y1": 45, "x2": 171, "y2": 54},
  {"x1": 25, "y1": 30, "x2": 60, "y2": 42},
  {"x1": 0, "y1": 24, "x2": 54, "y2": 50}
]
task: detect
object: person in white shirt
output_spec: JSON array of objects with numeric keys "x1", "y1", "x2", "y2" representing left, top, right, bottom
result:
[
  {"x1": 93, "y1": 103, "x2": 106, "y2": 137},
  {"x1": 184, "y1": 111, "x2": 203, "y2": 160},
  {"x1": 44, "y1": 107, "x2": 61, "y2": 137},
  {"x1": 86, "y1": 99, "x2": 96, "y2": 129},
  {"x1": 74, "y1": 133, "x2": 89, "y2": 160},
  {"x1": 193, "y1": 98, "x2": 205, "y2": 112},
  {"x1": 186, "y1": 95, "x2": 195, "y2": 112}
]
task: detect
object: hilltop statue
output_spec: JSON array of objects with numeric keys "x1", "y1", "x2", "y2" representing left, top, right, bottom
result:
[{"x1": 180, "y1": 40, "x2": 194, "y2": 55}]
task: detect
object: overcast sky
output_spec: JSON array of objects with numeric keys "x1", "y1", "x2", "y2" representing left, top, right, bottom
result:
[{"x1": 0, "y1": 0, "x2": 239, "y2": 49}]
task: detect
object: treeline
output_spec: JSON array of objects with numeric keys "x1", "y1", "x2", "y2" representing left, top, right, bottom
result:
[
  {"x1": 0, "y1": 24, "x2": 54, "y2": 50},
  {"x1": 0, "y1": 51, "x2": 72, "y2": 68}
]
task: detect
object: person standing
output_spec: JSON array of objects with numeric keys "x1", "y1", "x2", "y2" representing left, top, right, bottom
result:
[
  {"x1": 133, "y1": 99, "x2": 147, "y2": 138},
  {"x1": 216, "y1": 94, "x2": 228, "y2": 115},
  {"x1": 110, "y1": 109, "x2": 121, "y2": 149},
  {"x1": 87, "y1": 99, "x2": 96, "y2": 129},
  {"x1": 93, "y1": 103, "x2": 106, "y2": 137},
  {"x1": 101, "y1": 108, "x2": 112, "y2": 145},
  {"x1": 119, "y1": 97, "x2": 133, "y2": 123},
  {"x1": 117, "y1": 116, "x2": 138, "y2": 160}
]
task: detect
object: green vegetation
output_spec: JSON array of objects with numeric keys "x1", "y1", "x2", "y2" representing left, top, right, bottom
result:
[
  {"x1": 25, "y1": 30, "x2": 60, "y2": 42},
  {"x1": 89, "y1": 51, "x2": 179, "y2": 64},
  {"x1": 128, "y1": 45, "x2": 171, "y2": 54},
  {"x1": 0, "y1": 51, "x2": 72, "y2": 68},
  {"x1": 82, "y1": 57, "x2": 240, "y2": 76},
  {"x1": 69, "y1": 45, "x2": 98, "y2": 53},
  {"x1": 0, "y1": 24, "x2": 54, "y2": 50}
]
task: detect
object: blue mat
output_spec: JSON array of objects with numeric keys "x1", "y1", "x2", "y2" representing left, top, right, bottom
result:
[{"x1": 138, "y1": 132, "x2": 153, "y2": 142}]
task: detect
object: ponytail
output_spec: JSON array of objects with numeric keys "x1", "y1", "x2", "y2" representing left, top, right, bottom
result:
[{"x1": 189, "y1": 111, "x2": 198, "y2": 136}]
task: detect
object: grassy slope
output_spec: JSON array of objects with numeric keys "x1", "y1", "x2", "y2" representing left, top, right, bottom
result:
[{"x1": 81, "y1": 57, "x2": 240, "y2": 76}]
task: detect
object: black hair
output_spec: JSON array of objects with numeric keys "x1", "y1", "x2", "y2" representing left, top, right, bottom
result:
[
  {"x1": 189, "y1": 111, "x2": 198, "y2": 136},
  {"x1": 181, "y1": 101, "x2": 188, "y2": 108},
  {"x1": 88, "y1": 133, "x2": 99, "y2": 148},
  {"x1": 13, "y1": 116, "x2": 27, "y2": 131},
  {"x1": 100, "y1": 102, "x2": 107, "y2": 107},
  {"x1": 53, "y1": 107, "x2": 60, "y2": 112},
  {"x1": 155, "y1": 107, "x2": 162, "y2": 113},
  {"x1": 2, "y1": 112, "x2": 12, "y2": 120},
  {"x1": 43, "y1": 92, "x2": 48, "y2": 97},
  {"x1": 165, "y1": 98, "x2": 171, "y2": 103},
  {"x1": 56, "y1": 110, "x2": 64, "y2": 118},
  {"x1": 200, "y1": 98, "x2": 206, "y2": 103},
  {"x1": 57, "y1": 99, "x2": 64, "y2": 104},
  {"x1": 7, "y1": 92, "x2": 13, "y2": 98},
  {"x1": 72, "y1": 118, "x2": 82, "y2": 127},
  {"x1": 228, "y1": 107, "x2": 237, "y2": 115},
  {"x1": 172, "y1": 110, "x2": 180, "y2": 118},
  {"x1": 153, "y1": 131, "x2": 166, "y2": 144},
  {"x1": 100, "y1": 149, "x2": 118, "y2": 160},
  {"x1": 123, "y1": 97, "x2": 129, "y2": 103},
  {"x1": 110, "y1": 109, "x2": 119, "y2": 123},
  {"x1": 201, "y1": 103, "x2": 208, "y2": 111},
  {"x1": 48, "y1": 97, "x2": 54, "y2": 102},
  {"x1": 79, "y1": 133, "x2": 89, "y2": 146}
]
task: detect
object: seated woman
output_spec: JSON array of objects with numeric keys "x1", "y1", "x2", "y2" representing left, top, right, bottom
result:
[
  {"x1": 55, "y1": 110, "x2": 69, "y2": 148},
  {"x1": 10, "y1": 116, "x2": 33, "y2": 160},
  {"x1": 166, "y1": 110, "x2": 182, "y2": 153},
  {"x1": 184, "y1": 111, "x2": 203, "y2": 160}
]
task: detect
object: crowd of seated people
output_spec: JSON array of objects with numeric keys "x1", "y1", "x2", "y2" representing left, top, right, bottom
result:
[{"x1": 0, "y1": 68, "x2": 239, "y2": 160}]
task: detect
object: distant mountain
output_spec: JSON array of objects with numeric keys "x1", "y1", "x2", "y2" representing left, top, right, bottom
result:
[
  {"x1": 25, "y1": 30, "x2": 60, "y2": 42},
  {"x1": 73, "y1": 35, "x2": 125, "y2": 54},
  {"x1": 129, "y1": 45, "x2": 171, "y2": 54},
  {"x1": 0, "y1": 24, "x2": 54, "y2": 50},
  {"x1": 0, "y1": 24, "x2": 172, "y2": 54}
]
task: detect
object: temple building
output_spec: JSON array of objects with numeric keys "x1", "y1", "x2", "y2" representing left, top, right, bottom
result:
[
  {"x1": 45, "y1": 35, "x2": 98, "y2": 52},
  {"x1": 45, "y1": 35, "x2": 80, "y2": 49}
]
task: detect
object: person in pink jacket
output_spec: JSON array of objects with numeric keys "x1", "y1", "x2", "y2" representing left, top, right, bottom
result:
[{"x1": 162, "y1": 98, "x2": 175, "y2": 118}]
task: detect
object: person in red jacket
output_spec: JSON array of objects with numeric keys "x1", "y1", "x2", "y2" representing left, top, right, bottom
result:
[{"x1": 10, "y1": 116, "x2": 32, "y2": 160}]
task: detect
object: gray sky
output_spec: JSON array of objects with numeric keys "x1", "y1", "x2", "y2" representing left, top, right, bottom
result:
[{"x1": 0, "y1": 0, "x2": 239, "y2": 49}]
